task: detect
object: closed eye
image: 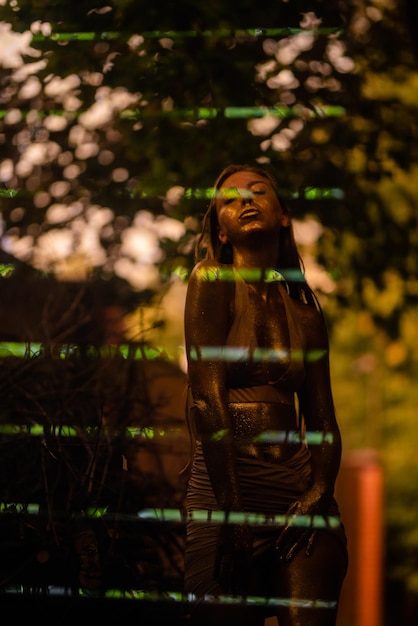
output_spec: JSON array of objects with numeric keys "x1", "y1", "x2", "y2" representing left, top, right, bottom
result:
[
  {"x1": 250, "y1": 183, "x2": 268, "y2": 195},
  {"x1": 219, "y1": 188, "x2": 240, "y2": 203}
]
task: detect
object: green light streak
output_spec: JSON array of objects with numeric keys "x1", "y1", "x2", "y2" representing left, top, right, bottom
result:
[
  {"x1": 0, "y1": 184, "x2": 344, "y2": 201},
  {"x1": 128, "y1": 426, "x2": 185, "y2": 439},
  {"x1": 0, "y1": 424, "x2": 78, "y2": 437},
  {"x1": 0, "y1": 342, "x2": 42, "y2": 357},
  {"x1": 211, "y1": 428, "x2": 229, "y2": 442},
  {"x1": 0, "y1": 502, "x2": 108, "y2": 517},
  {"x1": 0, "y1": 423, "x2": 185, "y2": 440},
  {"x1": 1, "y1": 584, "x2": 337, "y2": 608},
  {"x1": 0, "y1": 502, "x2": 40, "y2": 514},
  {"x1": 303, "y1": 187, "x2": 345, "y2": 199},
  {"x1": 32, "y1": 32, "x2": 121, "y2": 42},
  {"x1": 85, "y1": 507, "x2": 109, "y2": 517},
  {"x1": 0, "y1": 105, "x2": 345, "y2": 121},
  {"x1": 188, "y1": 345, "x2": 327, "y2": 364},
  {"x1": 0, "y1": 188, "x2": 18, "y2": 198},
  {"x1": 195, "y1": 265, "x2": 273, "y2": 282},
  {"x1": 99, "y1": 589, "x2": 337, "y2": 608},
  {"x1": 0, "y1": 342, "x2": 170, "y2": 360},
  {"x1": 189, "y1": 266, "x2": 304, "y2": 283},
  {"x1": 0, "y1": 422, "x2": 330, "y2": 446},
  {"x1": 184, "y1": 187, "x2": 214, "y2": 199},
  {"x1": 2, "y1": 585, "x2": 336, "y2": 609},
  {"x1": 0, "y1": 503, "x2": 341, "y2": 532},
  {"x1": 225, "y1": 105, "x2": 346, "y2": 118},
  {"x1": 0, "y1": 264, "x2": 15, "y2": 277},
  {"x1": 188, "y1": 345, "x2": 290, "y2": 362},
  {"x1": 137, "y1": 507, "x2": 342, "y2": 530},
  {"x1": 31, "y1": 27, "x2": 343, "y2": 43},
  {"x1": 122, "y1": 105, "x2": 346, "y2": 120},
  {"x1": 184, "y1": 186, "x2": 344, "y2": 200},
  {"x1": 203, "y1": 427, "x2": 332, "y2": 445},
  {"x1": 254, "y1": 430, "x2": 334, "y2": 445}
]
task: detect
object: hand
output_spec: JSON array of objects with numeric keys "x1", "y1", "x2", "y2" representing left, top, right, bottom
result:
[
  {"x1": 214, "y1": 522, "x2": 253, "y2": 596},
  {"x1": 274, "y1": 492, "x2": 327, "y2": 562},
  {"x1": 274, "y1": 522, "x2": 317, "y2": 562}
]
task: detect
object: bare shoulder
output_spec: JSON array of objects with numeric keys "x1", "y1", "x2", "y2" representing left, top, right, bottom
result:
[
  {"x1": 188, "y1": 260, "x2": 235, "y2": 296},
  {"x1": 291, "y1": 297, "x2": 329, "y2": 349},
  {"x1": 190, "y1": 259, "x2": 235, "y2": 283},
  {"x1": 185, "y1": 260, "x2": 233, "y2": 336},
  {"x1": 186, "y1": 260, "x2": 234, "y2": 310}
]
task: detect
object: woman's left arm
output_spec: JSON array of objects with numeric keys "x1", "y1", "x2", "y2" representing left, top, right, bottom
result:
[
  {"x1": 297, "y1": 304, "x2": 342, "y2": 512},
  {"x1": 274, "y1": 304, "x2": 342, "y2": 559}
]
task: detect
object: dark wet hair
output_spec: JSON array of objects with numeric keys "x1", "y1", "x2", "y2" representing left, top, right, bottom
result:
[{"x1": 194, "y1": 163, "x2": 318, "y2": 306}]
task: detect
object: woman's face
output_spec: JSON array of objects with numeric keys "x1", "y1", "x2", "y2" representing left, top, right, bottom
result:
[{"x1": 215, "y1": 170, "x2": 289, "y2": 246}]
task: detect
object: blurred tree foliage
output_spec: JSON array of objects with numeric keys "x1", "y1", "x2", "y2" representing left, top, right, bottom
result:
[
  {"x1": 1, "y1": 0, "x2": 418, "y2": 616},
  {"x1": 0, "y1": 0, "x2": 416, "y2": 325}
]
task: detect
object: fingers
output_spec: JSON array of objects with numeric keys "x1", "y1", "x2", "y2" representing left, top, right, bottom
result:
[
  {"x1": 275, "y1": 527, "x2": 317, "y2": 562},
  {"x1": 305, "y1": 529, "x2": 317, "y2": 556}
]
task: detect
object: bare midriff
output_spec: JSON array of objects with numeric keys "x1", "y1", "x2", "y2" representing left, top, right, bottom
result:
[{"x1": 228, "y1": 400, "x2": 303, "y2": 463}]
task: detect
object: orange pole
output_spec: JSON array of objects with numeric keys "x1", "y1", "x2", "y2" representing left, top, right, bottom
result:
[{"x1": 357, "y1": 461, "x2": 384, "y2": 626}]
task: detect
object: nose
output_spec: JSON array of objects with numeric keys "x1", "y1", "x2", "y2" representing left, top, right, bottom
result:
[{"x1": 240, "y1": 190, "x2": 253, "y2": 204}]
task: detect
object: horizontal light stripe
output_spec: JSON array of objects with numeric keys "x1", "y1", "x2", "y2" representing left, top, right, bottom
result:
[
  {"x1": 137, "y1": 507, "x2": 342, "y2": 530},
  {"x1": 184, "y1": 185, "x2": 344, "y2": 199},
  {"x1": 0, "y1": 106, "x2": 345, "y2": 122},
  {"x1": 0, "y1": 342, "x2": 170, "y2": 360},
  {"x1": 2, "y1": 586, "x2": 337, "y2": 608},
  {"x1": 122, "y1": 105, "x2": 346, "y2": 120},
  {"x1": 0, "y1": 342, "x2": 327, "y2": 361},
  {"x1": 192, "y1": 593, "x2": 337, "y2": 609},
  {"x1": 193, "y1": 266, "x2": 288, "y2": 282},
  {"x1": 0, "y1": 503, "x2": 341, "y2": 531},
  {"x1": 188, "y1": 345, "x2": 326, "y2": 362},
  {"x1": 0, "y1": 184, "x2": 344, "y2": 201},
  {"x1": 0, "y1": 423, "x2": 331, "y2": 445},
  {"x1": 31, "y1": 27, "x2": 343, "y2": 42},
  {"x1": 0, "y1": 502, "x2": 107, "y2": 517}
]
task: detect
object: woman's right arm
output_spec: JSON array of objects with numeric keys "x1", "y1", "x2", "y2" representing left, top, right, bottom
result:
[
  {"x1": 184, "y1": 260, "x2": 243, "y2": 513},
  {"x1": 184, "y1": 260, "x2": 253, "y2": 594}
]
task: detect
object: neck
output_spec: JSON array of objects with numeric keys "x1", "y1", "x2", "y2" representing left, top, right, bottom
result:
[
  {"x1": 233, "y1": 249, "x2": 278, "y2": 274},
  {"x1": 232, "y1": 256, "x2": 281, "y2": 286}
]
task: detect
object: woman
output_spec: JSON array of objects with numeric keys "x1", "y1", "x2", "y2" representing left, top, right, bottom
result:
[{"x1": 183, "y1": 164, "x2": 348, "y2": 626}]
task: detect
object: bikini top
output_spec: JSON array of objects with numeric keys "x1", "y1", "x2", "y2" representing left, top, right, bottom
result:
[{"x1": 225, "y1": 270, "x2": 306, "y2": 398}]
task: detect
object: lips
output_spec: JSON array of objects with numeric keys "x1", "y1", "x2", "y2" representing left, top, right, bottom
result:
[{"x1": 239, "y1": 207, "x2": 260, "y2": 220}]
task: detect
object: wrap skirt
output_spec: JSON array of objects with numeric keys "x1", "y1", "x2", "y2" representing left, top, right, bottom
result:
[{"x1": 184, "y1": 441, "x2": 347, "y2": 601}]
